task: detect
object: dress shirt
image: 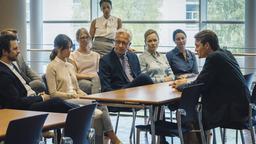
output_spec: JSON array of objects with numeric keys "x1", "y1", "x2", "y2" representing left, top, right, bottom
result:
[
  {"x1": 166, "y1": 47, "x2": 198, "y2": 76},
  {"x1": 139, "y1": 51, "x2": 171, "y2": 83}
]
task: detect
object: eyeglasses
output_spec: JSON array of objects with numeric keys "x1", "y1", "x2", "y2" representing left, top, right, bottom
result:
[
  {"x1": 80, "y1": 36, "x2": 90, "y2": 40},
  {"x1": 114, "y1": 40, "x2": 130, "y2": 46}
]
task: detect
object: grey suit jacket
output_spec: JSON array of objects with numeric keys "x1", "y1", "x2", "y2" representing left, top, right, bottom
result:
[{"x1": 15, "y1": 54, "x2": 41, "y2": 83}]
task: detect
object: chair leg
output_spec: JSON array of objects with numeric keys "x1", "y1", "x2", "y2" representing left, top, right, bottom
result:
[
  {"x1": 220, "y1": 128, "x2": 226, "y2": 144},
  {"x1": 129, "y1": 109, "x2": 137, "y2": 144},
  {"x1": 144, "y1": 108, "x2": 148, "y2": 125},
  {"x1": 114, "y1": 112, "x2": 120, "y2": 134},
  {"x1": 54, "y1": 129, "x2": 62, "y2": 144},
  {"x1": 235, "y1": 130, "x2": 238, "y2": 144},
  {"x1": 136, "y1": 128, "x2": 141, "y2": 144},
  {"x1": 239, "y1": 130, "x2": 245, "y2": 144},
  {"x1": 250, "y1": 127, "x2": 256, "y2": 144},
  {"x1": 170, "y1": 109, "x2": 174, "y2": 144},
  {"x1": 212, "y1": 129, "x2": 217, "y2": 144}
]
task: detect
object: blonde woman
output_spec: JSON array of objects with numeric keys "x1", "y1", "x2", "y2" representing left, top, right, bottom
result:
[
  {"x1": 139, "y1": 29, "x2": 173, "y2": 83},
  {"x1": 70, "y1": 28, "x2": 100, "y2": 95}
]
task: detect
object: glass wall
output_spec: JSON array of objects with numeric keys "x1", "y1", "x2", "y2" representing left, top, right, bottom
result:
[{"x1": 26, "y1": 0, "x2": 246, "y2": 74}]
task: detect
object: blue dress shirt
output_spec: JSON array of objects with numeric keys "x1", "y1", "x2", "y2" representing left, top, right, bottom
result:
[{"x1": 166, "y1": 47, "x2": 198, "y2": 76}]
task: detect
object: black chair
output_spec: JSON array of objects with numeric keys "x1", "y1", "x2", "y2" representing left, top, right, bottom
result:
[
  {"x1": 136, "y1": 83, "x2": 206, "y2": 144},
  {"x1": 5, "y1": 114, "x2": 48, "y2": 144},
  {"x1": 244, "y1": 73, "x2": 254, "y2": 91},
  {"x1": 230, "y1": 83, "x2": 256, "y2": 144},
  {"x1": 41, "y1": 74, "x2": 49, "y2": 94},
  {"x1": 63, "y1": 104, "x2": 96, "y2": 144},
  {"x1": 219, "y1": 73, "x2": 255, "y2": 144}
]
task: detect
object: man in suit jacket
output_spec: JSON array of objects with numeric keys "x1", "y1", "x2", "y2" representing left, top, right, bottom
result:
[
  {"x1": 14, "y1": 54, "x2": 46, "y2": 93},
  {"x1": 173, "y1": 30, "x2": 250, "y2": 143},
  {"x1": 98, "y1": 28, "x2": 153, "y2": 92},
  {"x1": 0, "y1": 32, "x2": 76, "y2": 112},
  {"x1": 0, "y1": 29, "x2": 46, "y2": 93}
]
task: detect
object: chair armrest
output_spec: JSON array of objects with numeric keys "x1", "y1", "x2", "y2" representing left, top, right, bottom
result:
[
  {"x1": 87, "y1": 128, "x2": 95, "y2": 144},
  {"x1": 250, "y1": 103, "x2": 256, "y2": 110},
  {"x1": 177, "y1": 108, "x2": 186, "y2": 116}
]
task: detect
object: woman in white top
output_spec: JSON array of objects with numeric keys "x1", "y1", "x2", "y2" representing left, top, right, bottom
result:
[
  {"x1": 90, "y1": 0, "x2": 122, "y2": 56},
  {"x1": 46, "y1": 34, "x2": 122, "y2": 144},
  {"x1": 70, "y1": 28, "x2": 101, "y2": 94},
  {"x1": 139, "y1": 29, "x2": 173, "y2": 83}
]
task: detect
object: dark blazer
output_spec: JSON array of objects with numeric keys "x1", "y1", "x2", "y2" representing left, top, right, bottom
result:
[
  {"x1": 0, "y1": 62, "x2": 42, "y2": 109},
  {"x1": 99, "y1": 49, "x2": 141, "y2": 92},
  {"x1": 15, "y1": 54, "x2": 41, "y2": 83},
  {"x1": 179, "y1": 49, "x2": 250, "y2": 130}
]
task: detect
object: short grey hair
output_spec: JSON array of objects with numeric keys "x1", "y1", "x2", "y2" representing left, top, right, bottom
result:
[{"x1": 116, "y1": 28, "x2": 133, "y2": 42}]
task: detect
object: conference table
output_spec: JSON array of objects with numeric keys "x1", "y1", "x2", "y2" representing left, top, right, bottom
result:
[
  {"x1": 81, "y1": 82, "x2": 182, "y2": 144},
  {"x1": 0, "y1": 109, "x2": 67, "y2": 141}
]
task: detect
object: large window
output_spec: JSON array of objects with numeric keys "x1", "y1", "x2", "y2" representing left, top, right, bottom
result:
[{"x1": 26, "y1": 0, "x2": 246, "y2": 74}]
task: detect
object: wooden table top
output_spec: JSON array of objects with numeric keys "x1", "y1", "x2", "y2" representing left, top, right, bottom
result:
[
  {"x1": 0, "y1": 109, "x2": 67, "y2": 140},
  {"x1": 81, "y1": 82, "x2": 181, "y2": 105}
]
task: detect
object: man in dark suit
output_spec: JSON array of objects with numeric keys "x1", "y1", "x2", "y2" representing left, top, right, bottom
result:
[
  {"x1": 173, "y1": 30, "x2": 250, "y2": 143},
  {"x1": 0, "y1": 29, "x2": 46, "y2": 94},
  {"x1": 99, "y1": 28, "x2": 153, "y2": 92},
  {"x1": 0, "y1": 32, "x2": 76, "y2": 112}
]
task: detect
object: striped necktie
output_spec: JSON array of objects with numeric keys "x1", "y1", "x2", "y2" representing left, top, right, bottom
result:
[{"x1": 120, "y1": 55, "x2": 134, "y2": 82}]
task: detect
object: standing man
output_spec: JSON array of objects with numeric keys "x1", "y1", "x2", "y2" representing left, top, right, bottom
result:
[
  {"x1": 98, "y1": 28, "x2": 153, "y2": 92},
  {"x1": 0, "y1": 29, "x2": 46, "y2": 93},
  {"x1": 0, "y1": 32, "x2": 76, "y2": 112}
]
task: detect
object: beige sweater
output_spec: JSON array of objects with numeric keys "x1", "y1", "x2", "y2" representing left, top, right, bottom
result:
[{"x1": 46, "y1": 57, "x2": 85, "y2": 99}]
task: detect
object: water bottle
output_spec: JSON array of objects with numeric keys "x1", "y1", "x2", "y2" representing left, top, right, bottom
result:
[{"x1": 60, "y1": 137, "x2": 73, "y2": 144}]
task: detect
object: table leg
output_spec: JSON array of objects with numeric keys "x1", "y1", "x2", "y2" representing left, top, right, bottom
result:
[{"x1": 149, "y1": 105, "x2": 156, "y2": 144}]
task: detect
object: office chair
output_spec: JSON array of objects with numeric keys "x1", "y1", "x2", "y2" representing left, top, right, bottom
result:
[
  {"x1": 136, "y1": 83, "x2": 206, "y2": 144},
  {"x1": 244, "y1": 73, "x2": 254, "y2": 91},
  {"x1": 219, "y1": 73, "x2": 255, "y2": 144},
  {"x1": 63, "y1": 104, "x2": 96, "y2": 144},
  {"x1": 41, "y1": 74, "x2": 49, "y2": 94},
  {"x1": 5, "y1": 114, "x2": 48, "y2": 144}
]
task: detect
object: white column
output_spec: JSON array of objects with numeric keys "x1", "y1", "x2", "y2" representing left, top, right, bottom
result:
[
  {"x1": 0, "y1": 0, "x2": 27, "y2": 59},
  {"x1": 245, "y1": 0, "x2": 256, "y2": 74},
  {"x1": 30, "y1": 0, "x2": 43, "y2": 73}
]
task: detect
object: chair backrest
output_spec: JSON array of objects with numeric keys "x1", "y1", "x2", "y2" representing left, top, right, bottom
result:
[
  {"x1": 5, "y1": 114, "x2": 48, "y2": 144},
  {"x1": 41, "y1": 74, "x2": 49, "y2": 94},
  {"x1": 64, "y1": 104, "x2": 97, "y2": 144},
  {"x1": 244, "y1": 73, "x2": 254, "y2": 90},
  {"x1": 179, "y1": 83, "x2": 204, "y2": 124},
  {"x1": 251, "y1": 84, "x2": 256, "y2": 104}
]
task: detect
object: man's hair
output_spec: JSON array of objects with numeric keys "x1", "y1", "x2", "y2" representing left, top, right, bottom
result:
[
  {"x1": 99, "y1": 0, "x2": 112, "y2": 7},
  {"x1": 116, "y1": 28, "x2": 133, "y2": 42},
  {"x1": 144, "y1": 29, "x2": 159, "y2": 43},
  {"x1": 194, "y1": 30, "x2": 220, "y2": 51},
  {"x1": 0, "y1": 33, "x2": 17, "y2": 57},
  {"x1": 172, "y1": 29, "x2": 187, "y2": 41},
  {"x1": 0, "y1": 29, "x2": 18, "y2": 36}
]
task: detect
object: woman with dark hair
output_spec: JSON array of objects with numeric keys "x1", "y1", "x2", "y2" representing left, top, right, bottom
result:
[
  {"x1": 46, "y1": 34, "x2": 121, "y2": 144},
  {"x1": 90, "y1": 0, "x2": 122, "y2": 56},
  {"x1": 166, "y1": 29, "x2": 198, "y2": 78},
  {"x1": 47, "y1": 34, "x2": 87, "y2": 103}
]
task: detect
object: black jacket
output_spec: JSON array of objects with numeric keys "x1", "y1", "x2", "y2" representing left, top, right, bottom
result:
[
  {"x1": 0, "y1": 62, "x2": 42, "y2": 109},
  {"x1": 179, "y1": 49, "x2": 250, "y2": 130},
  {"x1": 99, "y1": 49, "x2": 141, "y2": 92}
]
